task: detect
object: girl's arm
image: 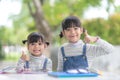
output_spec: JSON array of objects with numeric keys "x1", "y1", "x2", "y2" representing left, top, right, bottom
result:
[
  {"x1": 57, "y1": 48, "x2": 63, "y2": 72},
  {"x1": 86, "y1": 38, "x2": 114, "y2": 57},
  {"x1": 16, "y1": 51, "x2": 29, "y2": 72},
  {"x1": 46, "y1": 58, "x2": 52, "y2": 71},
  {"x1": 16, "y1": 58, "x2": 25, "y2": 72},
  {"x1": 84, "y1": 30, "x2": 114, "y2": 57}
]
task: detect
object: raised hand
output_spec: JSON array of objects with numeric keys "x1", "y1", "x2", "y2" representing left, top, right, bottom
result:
[
  {"x1": 21, "y1": 51, "x2": 30, "y2": 72},
  {"x1": 21, "y1": 51, "x2": 29, "y2": 61},
  {"x1": 84, "y1": 29, "x2": 98, "y2": 43}
]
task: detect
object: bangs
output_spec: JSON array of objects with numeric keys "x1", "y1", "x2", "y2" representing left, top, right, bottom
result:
[
  {"x1": 22, "y1": 32, "x2": 49, "y2": 45},
  {"x1": 62, "y1": 16, "x2": 81, "y2": 30},
  {"x1": 28, "y1": 36, "x2": 43, "y2": 43}
]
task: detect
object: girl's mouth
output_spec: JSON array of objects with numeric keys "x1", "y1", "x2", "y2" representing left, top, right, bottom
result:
[{"x1": 33, "y1": 50, "x2": 40, "y2": 53}]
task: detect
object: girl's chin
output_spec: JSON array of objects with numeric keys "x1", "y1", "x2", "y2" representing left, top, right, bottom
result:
[
  {"x1": 69, "y1": 40, "x2": 78, "y2": 43},
  {"x1": 31, "y1": 53, "x2": 42, "y2": 56}
]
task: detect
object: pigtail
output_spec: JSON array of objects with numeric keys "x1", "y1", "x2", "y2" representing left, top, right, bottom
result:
[
  {"x1": 59, "y1": 32, "x2": 63, "y2": 38},
  {"x1": 45, "y1": 42, "x2": 50, "y2": 46},
  {"x1": 22, "y1": 40, "x2": 27, "y2": 44}
]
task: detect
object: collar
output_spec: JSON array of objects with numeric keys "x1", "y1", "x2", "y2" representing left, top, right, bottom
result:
[
  {"x1": 68, "y1": 40, "x2": 84, "y2": 47},
  {"x1": 29, "y1": 54, "x2": 45, "y2": 60}
]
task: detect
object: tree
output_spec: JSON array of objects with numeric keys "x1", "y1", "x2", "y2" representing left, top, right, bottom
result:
[
  {"x1": 26, "y1": 0, "x2": 53, "y2": 42},
  {"x1": 21, "y1": 0, "x2": 104, "y2": 42},
  {"x1": 11, "y1": 0, "x2": 116, "y2": 43}
]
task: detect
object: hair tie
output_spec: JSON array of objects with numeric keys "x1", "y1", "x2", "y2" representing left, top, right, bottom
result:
[
  {"x1": 59, "y1": 32, "x2": 63, "y2": 38},
  {"x1": 22, "y1": 40, "x2": 27, "y2": 44},
  {"x1": 45, "y1": 42, "x2": 50, "y2": 46}
]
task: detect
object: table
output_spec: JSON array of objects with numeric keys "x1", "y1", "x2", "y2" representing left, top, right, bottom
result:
[{"x1": 0, "y1": 72, "x2": 120, "y2": 80}]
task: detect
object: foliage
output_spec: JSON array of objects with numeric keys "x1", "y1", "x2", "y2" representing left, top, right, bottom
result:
[
  {"x1": 0, "y1": 0, "x2": 120, "y2": 61},
  {"x1": 107, "y1": 13, "x2": 120, "y2": 44},
  {"x1": 11, "y1": 2, "x2": 36, "y2": 45},
  {"x1": 12, "y1": 2, "x2": 36, "y2": 31},
  {"x1": 0, "y1": 0, "x2": 119, "y2": 46},
  {"x1": 83, "y1": 13, "x2": 120, "y2": 45},
  {"x1": 0, "y1": 40, "x2": 5, "y2": 59},
  {"x1": 4, "y1": 52, "x2": 20, "y2": 61},
  {"x1": 42, "y1": 0, "x2": 101, "y2": 30},
  {"x1": 0, "y1": 26, "x2": 13, "y2": 45}
]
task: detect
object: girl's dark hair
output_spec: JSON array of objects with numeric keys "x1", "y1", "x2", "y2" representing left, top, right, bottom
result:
[
  {"x1": 59, "y1": 16, "x2": 81, "y2": 38},
  {"x1": 59, "y1": 32, "x2": 63, "y2": 38},
  {"x1": 22, "y1": 32, "x2": 49, "y2": 46}
]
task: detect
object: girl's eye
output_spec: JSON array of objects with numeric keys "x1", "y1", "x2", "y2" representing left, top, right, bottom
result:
[
  {"x1": 39, "y1": 43, "x2": 42, "y2": 45},
  {"x1": 31, "y1": 43, "x2": 35, "y2": 45},
  {"x1": 66, "y1": 28, "x2": 70, "y2": 31},
  {"x1": 74, "y1": 27, "x2": 79, "y2": 30}
]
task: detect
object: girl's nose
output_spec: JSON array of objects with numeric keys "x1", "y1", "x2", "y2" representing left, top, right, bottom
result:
[
  {"x1": 35, "y1": 44, "x2": 39, "y2": 48},
  {"x1": 71, "y1": 29, "x2": 75, "y2": 33}
]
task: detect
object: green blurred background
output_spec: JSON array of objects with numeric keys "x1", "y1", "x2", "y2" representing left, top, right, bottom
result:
[{"x1": 0, "y1": 0, "x2": 120, "y2": 72}]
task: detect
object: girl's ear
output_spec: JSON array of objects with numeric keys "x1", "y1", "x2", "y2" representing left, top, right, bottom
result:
[
  {"x1": 44, "y1": 42, "x2": 49, "y2": 48},
  {"x1": 44, "y1": 43, "x2": 48, "y2": 48},
  {"x1": 80, "y1": 28, "x2": 83, "y2": 34},
  {"x1": 27, "y1": 44, "x2": 29, "y2": 50}
]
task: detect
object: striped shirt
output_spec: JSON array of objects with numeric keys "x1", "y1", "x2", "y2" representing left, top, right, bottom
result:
[
  {"x1": 16, "y1": 54, "x2": 52, "y2": 72},
  {"x1": 57, "y1": 38, "x2": 114, "y2": 71}
]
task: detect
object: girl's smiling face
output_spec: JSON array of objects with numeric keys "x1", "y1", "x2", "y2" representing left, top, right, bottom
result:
[
  {"x1": 27, "y1": 39, "x2": 46, "y2": 56},
  {"x1": 63, "y1": 27, "x2": 83, "y2": 43}
]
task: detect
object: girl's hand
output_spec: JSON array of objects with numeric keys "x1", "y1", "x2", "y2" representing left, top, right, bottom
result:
[
  {"x1": 84, "y1": 30, "x2": 99, "y2": 43},
  {"x1": 21, "y1": 51, "x2": 29, "y2": 61},
  {"x1": 23, "y1": 68, "x2": 31, "y2": 72}
]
